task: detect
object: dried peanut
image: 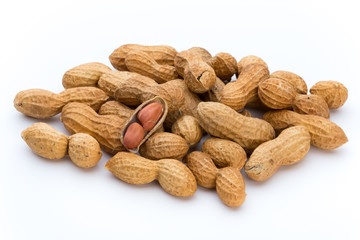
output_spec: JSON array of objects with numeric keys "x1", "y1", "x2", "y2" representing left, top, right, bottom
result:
[
  {"x1": 105, "y1": 152, "x2": 197, "y2": 197},
  {"x1": 99, "y1": 101, "x2": 134, "y2": 121},
  {"x1": 237, "y1": 55, "x2": 268, "y2": 76},
  {"x1": 310, "y1": 81, "x2": 348, "y2": 109},
  {"x1": 202, "y1": 137, "x2": 246, "y2": 169},
  {"x1": 245, "y1": 126, "x2": 311, "y2": 181},
  {"x1": 14, "y1": 87, "x2": 108, "y2": 119},
  {"x1": 22, "y1": 123, "x2": 102, "y2": 168},
  {"x1": 197, "y1": 102, "x2": 275, "y2": 151},
  {"x1": 258, "y1": 78, "x2": 329, "y2": 118},
  {"x1": 139, "y1": 132, "x2": 189, "y2": 160},
  {"x1": 137, "y1": 102, "x2": 163, "y2": 132},
  {"x1": 123, "y1": 123, "x2": 145, "y2": 150},
  {"x1": 171, "y1": 115, "x2": 203, "y2": 146},
  {"x1": 185, "y1": 151, "x2": 246, "y2": 207},
  {"x1": 270, "y1": 70, "x2": 308, "y2": 94},
  {"x1": 61, "y1": 102, "x2": 127, "y2": 154},
  {"x1": 263, "y1": 110, "x2": 348, "y2": 149},
  {"x1": 109, "y1": 44, "x2": 177, "y2": 71},
  {"x1": 174, "y1": 48, "x2": 216, "y2": 93},
  {"x1": 207, "y1": 52, "x2": 237, "y2": 81},
  {"x1": 125, "y1": 50, "x2": 179, "y2": 83},
  {"x1": 62, "y1": 62, "x2": 111, "y2": 88},
  {"x1": 175, "y1": 47, "x2": 212, "y2": 76},
  {"x1": 220, "y1": 64, "x2": 270, "y2": 111}
]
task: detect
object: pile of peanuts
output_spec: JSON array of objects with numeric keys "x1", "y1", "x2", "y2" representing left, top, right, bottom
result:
[{"x1": 15, "y1": 44, "x2": 348, "y2": 207}]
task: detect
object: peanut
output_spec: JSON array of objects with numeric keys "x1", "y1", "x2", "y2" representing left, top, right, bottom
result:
[
  {"x1": 245, "y1": 126, "x2": 311, "y2": 181},
  {"x1": 263, "y1": 110, "x2": 348, "y2": 149},
  {"x1": 121, "y1": 97, "x2": 167, "y2": 152},
  {"x1": 196, "y1": 102, "x2": 275, "y2": 151},
  {"x1": 22, "y1": 123, "x2": 102, "y2": 168},
  {"x1": 220, "y1": 64, "x2": 270, "y2": 111},
  {"x1": 237, "y1": 55, "x2": 268, "y2": 76},
  {"x1": 123, "y1": 122, "x2": 145, "y2": 150},
  {"x1": 14, "y1": 87, "x2": 108, "y2": 119},
  {"x1": 61, "y1": 102, "x2": 127, "y2": 154},
  {"x1": 171, "y1": 115, "x2": 203, "y2": 146},
  {"x1": 270, "y1": 70, "x2": 308, "y2": 94},
  {"x1": 137, "y1": 102, "x2": 163, "y2": 132},
  {"x1": 258, "y1": 78, "x2": 329, "y2": 118},
  {"x1": 62, "y1": 62, "x2": 111, "y2": 88},
  {"x1": 174, "y1": 48, "x2": 216, "y2": 93},
  {"x1": 125, "y1": 50, "x2": 179, "y2": 83},
  {"x1": 109, "y1": 44, "x2": 178, "y2": 71},
  {"x1": 202, "y1": 137, "x2": 246, "y2": 169},
  {"x1": 185, "y1": 151, "x2": 246, "y2": 207},
  {"x1": 105, "y1": 152, "x2": 197, "y2": 197},
  {"x1": 207, "y1": 52, "x2": 237, "y2": 81},
  {"x1": 139, "y1": 132, "x2": 189, "y2": 160},
  {"x1": 175, "y1": 47, "x2": 212, "y2": 76},
  {"x1": 99, "y1": 101, "x2": 134, "y2": 121},
  {"x1": 310, "y1": 80, "x2": 348, "y2": 109}
]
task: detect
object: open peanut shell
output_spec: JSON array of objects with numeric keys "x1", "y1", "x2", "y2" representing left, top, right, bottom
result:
[{"x1": 120, "y1": 96, "x2": 168, "y2": 153}]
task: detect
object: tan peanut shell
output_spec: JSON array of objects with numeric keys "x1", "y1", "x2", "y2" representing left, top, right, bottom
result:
[
  {"x1": 109, "y1": 44, "x2": 178, "y2": 71},
  {"x1": 99, "y1": 101, "x2": 134, "y2": 121},
  {"x1": 125, "y1": 50, "x2": 179, "y2": 83},
  {"x1": 262, "y1": 110, "x2": 348, "y2": 149},
  {"x1": 258, "y1": 78, "x2": 330, "y2": 118},
  {"x1": 200, "y1": 77, "x2": 225, "y2": 102},
  {"x1": 185, "y1": 151, "x2": 246, "y2": 207},
  {"x1": 21, "y1": 122, "x2": 68, "y2": 159},
  {"x1": 292, "y1": 94, "x2": 330, "y2": 118},
  {"x1": 61, "y1": 102, "x2": 127, "y2": 154},
  {"x1": 270, "y1": 70, "x2": 308, "y2": 94},
  {"x1": 175, "y1": 48, "x2": 216, "y2": 93},
  {"x1": 220, "y1": 64, "x2": 270, "y2": 111},
  {"x1": 202, "y1": 137, "x2": 246, "y2": 169},
  {"x1": 14, "y1": 87, "x2": 108, "y2": 119},
  {"x1": 207, "y1": 52, "x2": 237, "y2": 81},
  {"x1": 175, "y1": 47, "x2": 212, "y2": 76},
  {"x1": 171, "y1": 115, "x2": 203, "y2": 146},
  {"x1": 139, "y1": 132, "x2": 189, "y2": 160},
  {"x1": 105, "y1": 152, "x2": 197, "y2": 197},
  {"x1": 121, "y1": 97, "x2": 168, "y2": 152},
  {"x1": 237, "y1": 55, "x2": 268, "y2": 76},
  {"x1": 197, "y1": 102, "x2": 275, "y2": 151},
  {"x1": 98, "y1": 70, "x2": 157, "y2": 100},
  {"x1": 245, "y1": 126, "x2": 311, "y2": 181},
  {"x1": 62, "y1": 62, "x2": 111, "y2": 88},
  {"x1": 310, "y1": 81, "x2": 348, "y2": 109},
  {"x1": 68, "y1": 133, "x2": 102, "y2": 168}
]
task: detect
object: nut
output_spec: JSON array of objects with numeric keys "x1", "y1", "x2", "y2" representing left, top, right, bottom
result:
[
  {"x1": 237, "y1": 55, "x2": 268, "y2": 76},
  {"x1": 185, "y1": 151, "x2": 246, "y2": 207},
  {"x1": 292, "y1": 94, "x2": 330, "y2": 118},
  {"x1": 171, "y1": 115, "x2": 203, "y2": 146},
  {"x1": 139, "y1": 132, "x2": 189, "y2": 160},
  {"x1": 202, "y1": 137, "x2": 247, "y2": 169},
  {"x1": 270, "y1": 70, "x2": 308, "y2": 94},
  {"x1": 310, "y1": 80, "x2": 348, "y2": 109},
  {"x1": 99, "y1": 101, "x2": 134, "y2": 121},
  {"x1": 105, "y1": 152, "x2": 197, "y2": 197},
  {"x1": 68, "y1": 133, "x2": 102, "y2": 168},
  {"x1": 137, "y1": 102, "x2": 164, "y2": 132},
  {"x1": 220, "y1": 64, "x2": 270, "y2": 111},
  {"x1": 245, "y1": 126, "x2": 311, "y2": 181},
  {"x1": 207, "y1": 52, "x2": 237, "y2": 81},
  {"x1": 263, "y1": 110, "x2": 348, "y2": 149},
  {"x1": 196, "y1": 102, "x2": 275, "y2": 151},
  {"x1": 14, "y1": 87, "x2": 108, "y2": 119},
  {"x1": 109, "y1": 44, "x2": 178, "y2": 71},
  {"x1": 123, "y1": 122, "x2": 145, "y2": 150},
  {"x1": 62, "y1": 62, "x2": 111, "y2": 88}
]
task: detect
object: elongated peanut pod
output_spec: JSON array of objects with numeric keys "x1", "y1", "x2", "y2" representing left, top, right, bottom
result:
[
  {"x1": 196, "y1": 102, "x2": 275, "y2": 151},
  {"x1": 262, "y1": 110, "x2": 348, "y2": 149},
  {"x1": 245, "y1": 126, "x2": 311, "y2": 181},
  {"x1": 99, "y1": 101, "x2": 134, "y2": 121},
  {"x1": 105, "y1": 152, "x2": 197, "y2": 197},
  {"x1": 14, "y1": 87, "x2": 108, "y2": 119},
  {"x1": 185, "y1": 151, "x2": 246, "y2": 207}
]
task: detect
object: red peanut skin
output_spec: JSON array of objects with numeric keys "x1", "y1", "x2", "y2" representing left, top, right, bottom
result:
[
  {"x1": 123, "y1": 123, "x2": 145, "y2": 149},
  {"x1": 137, "y1": 102, "x2": 163, "y2": 132}
]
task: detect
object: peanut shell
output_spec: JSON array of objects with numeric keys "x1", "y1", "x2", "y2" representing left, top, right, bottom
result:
[
  {"x1": 270, "y1": 70, "x2": 308, "y2": 94},
  {"x1": 171, "y1": 115, "x2": 203, "y2": 146},
  {"x1": 310, "y1": 81, "x2": 348, "y2": 109},
  {"x1": 292, "y1": 94, "x2": 330, "y2": 118},
  {"x1": 237, "y1": 55, "x2": 267, "y2": 76},
  {"x1": 68, "y1": 133, "x2": 102, "y2": 168}
]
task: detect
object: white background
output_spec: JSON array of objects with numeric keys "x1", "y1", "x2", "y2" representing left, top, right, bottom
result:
[{"x1": 1, "y1": 0, "x2": 359, "y2": 239}]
